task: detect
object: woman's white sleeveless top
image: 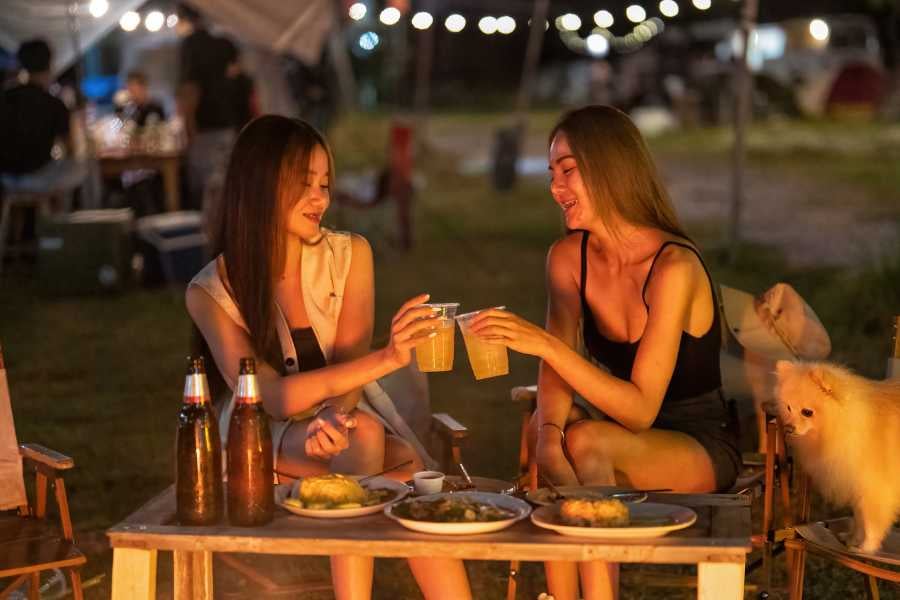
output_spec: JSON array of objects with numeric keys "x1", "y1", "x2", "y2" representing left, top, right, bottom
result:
[{"x1": 188, "y1": 229, "x2": 436, "y2": 469}]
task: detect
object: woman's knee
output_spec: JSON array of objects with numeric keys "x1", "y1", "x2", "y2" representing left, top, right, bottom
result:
[
  {"x1": 350, "y1": 411, "x2": 385, "y2": 447},
  {"x1": 565, "y1": 421, "x2": 619, "y2": 464}
]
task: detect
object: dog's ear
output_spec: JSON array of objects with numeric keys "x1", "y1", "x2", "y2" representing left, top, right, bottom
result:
[
  {"x1": 808, "y1": 366, "x2": 833, "y2": 395},
  {"x1": 774, "y1": 360, "x2": 795, "y2": 379}
]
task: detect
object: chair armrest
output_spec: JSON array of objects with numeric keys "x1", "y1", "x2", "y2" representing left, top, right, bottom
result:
[
  {"x1": 431, "y1": 413, "x2": 468, "y2": 440},
  {"x1": 510, "y1": 385, "x2": 537, "y2": 411},
  {"x1": 20, "y1": 443, "x2": 74, "y2": 470}
]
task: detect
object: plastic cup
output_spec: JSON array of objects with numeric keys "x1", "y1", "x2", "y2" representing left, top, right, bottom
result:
[
  {"x1": 413, "y1": 470, "x2": 445, "y2": 495},
  {"x1": 455, "y1": 307, "x2": 510, "y2": 381},
  {"x1": 414, "y1": 303, "x2": 459, "y2": 372}
]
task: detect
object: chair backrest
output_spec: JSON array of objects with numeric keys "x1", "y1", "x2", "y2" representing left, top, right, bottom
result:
[{"x1": 0, "y1": 342, "x2": 26, "y2": 510}]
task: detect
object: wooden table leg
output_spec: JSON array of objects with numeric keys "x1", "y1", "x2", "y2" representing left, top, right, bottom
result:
[
  {"x1": 112, "y1": 548, "x2": 157, "y2": 600},
  {"x1": 174, "y1": 550, "x2": 213, "y2": 600},
  {"x1": 160, "y1": 158, "x2": 180, "y2": 212},
  {"x1": 697, "y1": 561, "x2": 744, "y2": 600}
]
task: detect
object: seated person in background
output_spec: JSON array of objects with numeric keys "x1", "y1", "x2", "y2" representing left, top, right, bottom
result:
[
  {"x1": 119, "y1": 71, "x2": 166, "y2": 127},
  {"x1": 468, "y1": 106, "x2": 741, "y2": 600},
  {"x1": 0, "y1": 38, "x2": 87, "y2": 200}
]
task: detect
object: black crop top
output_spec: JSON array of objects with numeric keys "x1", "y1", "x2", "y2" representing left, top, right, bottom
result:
[
  {"x1": 580, "y1": 232, "x2": 722, "y2": 403},
  {"x1": 288, "y1": 327, "x2": 327, "y2": 373}
]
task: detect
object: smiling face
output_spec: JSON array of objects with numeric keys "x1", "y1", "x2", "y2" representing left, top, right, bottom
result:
[
  {"x1": 549, "y1": 133, "x2": 598, "y2": 230},
  {"x1": 285, "y1": 144, "x2": 330, "y2": 243}
]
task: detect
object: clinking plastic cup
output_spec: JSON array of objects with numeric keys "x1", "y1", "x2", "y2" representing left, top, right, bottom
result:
[
  {"x1": 414, "y1": 303, "x2": 459, "y2": 372},
  {"x1": 455, "y1": 307, "x2": 510, "y2": 381}
]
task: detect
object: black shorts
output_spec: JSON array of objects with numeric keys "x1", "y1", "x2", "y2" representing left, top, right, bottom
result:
[{"x1": 653, "y1": 389, "x2": 742, "y2": 492}]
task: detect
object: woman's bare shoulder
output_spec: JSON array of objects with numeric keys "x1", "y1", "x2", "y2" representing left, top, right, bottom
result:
[
  {"x1": 547, "y1": 231, "x2": 583, "y2": 266},
  {"x1": 644, "y1": 243, "x2": 705, "y2": 300}
]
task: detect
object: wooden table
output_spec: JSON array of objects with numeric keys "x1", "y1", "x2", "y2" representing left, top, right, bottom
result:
[
  {"x1": 97, "y1": 151, "x2": 182, "y2": 213},
  {"x1": 107, "y1": 487, "x2": 751, "y2": 600}
]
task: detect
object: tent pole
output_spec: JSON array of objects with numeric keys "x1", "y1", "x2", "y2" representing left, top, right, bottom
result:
[
  {"x1": 413, "y1": 0, "x2": 436, "y2": 151},
  {"x1": 328, "y1": 0, "x2": 357, "y2": 112},
  {"x1": 515, "y1": 0, "x2": 550, "y2": 135},
  {"x1": 727, "y1": 0, "x2": 758, "y2": 264}
]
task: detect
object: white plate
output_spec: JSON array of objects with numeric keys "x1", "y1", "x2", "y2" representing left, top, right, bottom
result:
[
  {"x1": 276, "y1": 476, "x2": 409, "y2": 519},
  {"x1": 527, "y1": 486, "x2": 648, "y2": 507},
  {"x1": 385, "y1": 492, "x2": 531, "y2": 535},
  {"x1": 530, "y1": 502, "x2": 697, "y2": 539}
]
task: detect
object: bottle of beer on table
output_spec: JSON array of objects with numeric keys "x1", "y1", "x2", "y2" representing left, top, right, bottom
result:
[
  {"x1": 227, "y1": 357, "x2": 274, "y2": 526},
  {"x1": 176, "y1": 356, "x2": 223, "y2": 525},
  {"x1": 888, "y1": 315, "x2": 900, "y2": 379}
]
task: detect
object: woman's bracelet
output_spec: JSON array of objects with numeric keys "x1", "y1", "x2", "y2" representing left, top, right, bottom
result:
[{"x1": 539, "y1": 422, "x2": 566, "y2": 441}]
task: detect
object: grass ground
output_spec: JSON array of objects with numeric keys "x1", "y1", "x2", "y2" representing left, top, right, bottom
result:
[{"x1": 1, "y1": 112, "x2": 897, "y2": 599}]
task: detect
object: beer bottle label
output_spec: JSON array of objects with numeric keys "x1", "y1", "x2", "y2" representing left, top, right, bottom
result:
[
  {"x1": 183, "y1": 373, "x2": 207, "y2": 404},
  {"x1": 235, "y1": 373, "x2": 261, "y2": 404}
]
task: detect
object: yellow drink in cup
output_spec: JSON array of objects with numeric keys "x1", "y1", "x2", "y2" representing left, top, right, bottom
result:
[
  {"x1": 455, "y1": 308, "x2": 510, "y2": 380},
  {"x1": 414, "y1": 303, "x2": 459, "y2": 372}
]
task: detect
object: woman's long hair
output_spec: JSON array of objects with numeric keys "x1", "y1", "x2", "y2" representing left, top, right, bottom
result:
[
  {"x1": 550, "y1": 105, "x2": 688, "y2": 241},
  {"x1": 212, "y1": 115, "x2": 335, "y2": 365}
]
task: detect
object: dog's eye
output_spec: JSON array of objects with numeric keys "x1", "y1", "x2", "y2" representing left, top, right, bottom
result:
[
  {"x1": 801, "y1": 408, "x2": 814, "y2": 418},
  {"x1": 787, "y1": 405, "x2": 792, "y2": 413}
]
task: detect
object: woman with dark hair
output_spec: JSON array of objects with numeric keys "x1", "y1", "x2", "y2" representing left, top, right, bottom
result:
[
  {"x1": 187, "y1": 115, "x2": 470, "y2": 599},
  {"x1": 469, "y1": 105, "x2": 740, "y2": 600}
]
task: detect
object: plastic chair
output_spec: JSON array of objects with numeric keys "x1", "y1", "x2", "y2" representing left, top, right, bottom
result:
[{"x1": 0, "y1": 341, "x2": 86, "y2": 599}]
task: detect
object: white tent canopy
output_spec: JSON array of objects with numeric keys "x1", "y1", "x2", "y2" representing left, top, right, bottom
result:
[
  {"x1": 0, "y1": 0, "x2": 145, "y2": 76},
  {"x1": 0, "y1": 0, "x2": 332, "y2": 76}
]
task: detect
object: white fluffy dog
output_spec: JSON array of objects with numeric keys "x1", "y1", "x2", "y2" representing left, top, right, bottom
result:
[{"x1": 774, "y1": 360, "x2": 900, "y2": 553}]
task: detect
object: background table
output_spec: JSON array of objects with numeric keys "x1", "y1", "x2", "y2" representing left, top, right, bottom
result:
[
  {"x1": 107, "y1": 487, "x2": 751, "y2": 600},
  {"x1": 97, "y1": 151, "x2": 182, "y2": 213}
]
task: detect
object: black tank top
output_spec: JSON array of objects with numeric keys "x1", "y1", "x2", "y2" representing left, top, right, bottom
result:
[
  {"x1": 289, "y1": 327, "x2": 327, "y2": 373},
  {"x1": 580, "y1": 232, "x2": 721, "y2": 403}
]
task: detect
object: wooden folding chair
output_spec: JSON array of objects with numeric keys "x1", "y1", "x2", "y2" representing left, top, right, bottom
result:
[
  {"x1": 0, "y1": 342, "x2": 85, "y2": 599},
  {"x1": 780, "y1": 454, "x2": 900, "y2": 599}
]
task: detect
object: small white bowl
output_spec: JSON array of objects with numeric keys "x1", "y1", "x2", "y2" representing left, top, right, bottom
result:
[{"x1": 413, "y1": 470, "x2": 445, "y2": 495}]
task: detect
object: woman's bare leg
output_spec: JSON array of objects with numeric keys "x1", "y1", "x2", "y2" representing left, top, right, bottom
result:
[
  {"x1": 564, "y1": 420, "x2": 718, "y2": 600},
  {"x1": 545, "y1": 561, "x2": 579, "y2": 600},
  {"x1": 330, "y1": 411, "x2": 385, "y2": 475},
  {"x1": 331, "y1": 555, "x2": 374, "y2": 600},
  {"x1": 408, "y1": 557, "x2": 471, "y2": 600},
  {"x1": 538, "y1": 405, "x2": 590, "y2": 598},
  {"x1": 278, "y1": 413, "x2": 386, "y2": 599},
  {"x1": 383, "y1": 434, "x2": 424, "y2": 481},
  {"x1": 578, "y1": 562, "x2": 618, "y2": 600}
]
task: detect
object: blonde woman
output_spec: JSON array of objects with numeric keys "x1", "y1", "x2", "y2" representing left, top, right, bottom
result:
[{"x1": 470, "y1": 106, "x2": 740, "y2": 600}]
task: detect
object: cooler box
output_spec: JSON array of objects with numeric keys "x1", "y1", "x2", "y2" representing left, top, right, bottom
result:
[
  {"x1": 36, "y1": 209, "x2": 134, "y2": 295},
  {"x1": 135, "y1": 211, "x2": 207, "y2": 286}
]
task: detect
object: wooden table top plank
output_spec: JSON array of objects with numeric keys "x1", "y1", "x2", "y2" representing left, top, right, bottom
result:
[{"x1": 108, "y1": 486, "x2": 751, "y2": 564}]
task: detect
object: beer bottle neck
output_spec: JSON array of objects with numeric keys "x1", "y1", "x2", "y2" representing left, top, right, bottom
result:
[
  {"x1": 235, "y1": 373, "x2": 261, "y2": 404},
  {"x1": 893, "y1": 316, "x2": 900, "y2": 359},
  {"x1": 183, "y1": 372, "x2": 209, "y2": 404}
]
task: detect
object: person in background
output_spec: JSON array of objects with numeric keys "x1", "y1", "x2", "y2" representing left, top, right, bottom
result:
[
  {"x1": 175, "y1": 3, "x2": 236, "y2": 210},
  {"x1": 223, "y1": 40, "x2": 257, "y2": 131},
  {"x1": 121, "y1": 70, "x2": 166, "y2": 127},
  {"x1": 0, "y1": 39, "x2": 88, "y2": 217}
]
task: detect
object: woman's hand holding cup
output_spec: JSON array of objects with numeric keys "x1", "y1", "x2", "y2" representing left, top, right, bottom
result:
[{"x1": 382, "y1": 293, "x2": 441, "y2": 368}]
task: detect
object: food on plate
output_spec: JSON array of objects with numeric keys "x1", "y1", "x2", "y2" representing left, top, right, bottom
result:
[
  {"x1": 559, "y1": 497, "x2": 630, "y2": 527},
  {"x1": 393, "y1": 496, "x2": 517, "y2": 522},
  {"x1": 288, "y1": 474, "x2": 396, "y2": 510}
]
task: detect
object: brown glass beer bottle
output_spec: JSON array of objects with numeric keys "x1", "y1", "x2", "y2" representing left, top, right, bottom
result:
[
  {"x1": 227, "y1": 357, "x2": 274, "y2": 526},
  {"x1": 176, "y1": 356, "x2": 223, "y2": 525}
]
